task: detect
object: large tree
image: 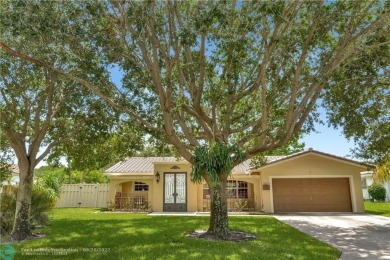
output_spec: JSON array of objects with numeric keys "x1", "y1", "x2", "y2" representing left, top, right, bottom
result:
[
  {"x1": 0, "y1": 55, "x2": 113, "y2": 240},
  {"x1": 0, "y1": 0, "x2": 124, "y2": 241},
  {"x1": 323, "y1": 21, "x2": 389, "y2": 164},
  {"x1": 1, "y1": 1, "x2": 388, "y2": 239}
]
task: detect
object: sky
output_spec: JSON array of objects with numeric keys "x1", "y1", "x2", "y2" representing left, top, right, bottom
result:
[{"x1": 301, "y1": 123, "x2": 355, "y2": 159}]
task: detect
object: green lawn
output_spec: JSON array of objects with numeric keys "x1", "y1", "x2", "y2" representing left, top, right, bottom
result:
[
  {"x1": 365, "y1": 201, "x2": 390, "y2": 217},
  {"x1": 6, "y1": 209, "x2": 340, "y2": 260}
]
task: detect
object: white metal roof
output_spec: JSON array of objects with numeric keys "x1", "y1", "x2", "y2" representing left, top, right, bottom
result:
[
  {"x1": 104, "y1": 149, "x2": 368, "y2": 175},
  {"x1": 105, "y1": 157, "x2": 185, "y2": 173}
]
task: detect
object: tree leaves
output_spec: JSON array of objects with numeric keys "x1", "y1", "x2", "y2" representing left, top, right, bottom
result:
[
  {"x1": 323, "y1": 19, "x2": 390, "y2": 163},
  {"x1": 374, "y1": 157, "x2": 390, "y2": 184},
  {"x1": 192, "y1": 142, "x2": 244, "y2": 184},
  {"x1": 1, "y1": 0, "x2": 388, "y2": 165}
]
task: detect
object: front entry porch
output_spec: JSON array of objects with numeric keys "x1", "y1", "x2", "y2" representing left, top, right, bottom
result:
[{"x1": 113, "y1": 181, "x2": 151, "y2": 211}]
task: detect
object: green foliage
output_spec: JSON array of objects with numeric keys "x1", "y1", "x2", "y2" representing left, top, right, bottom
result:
[
  {"x1": 138, "y1": 138, "x2": 179, "y2": 157},
  {"x1": 250, "y1": 134, "x2": 305, "y2": 168},
  {"x1": 0, "y1": 161, "x2": 13, "y2": 186},
  {"x1": 368, "y1": 183, "x2": 387, "y2": 202},
  {"x1": 2, "y1": 1, "x2": 387, "y2": 164},
  {"x1": 374, "y1": 157, "x2": 390, "y2": 184},
  {"x1": 48, "y1": 121, "x2": 145, "y2": 173},
  {"x1": 31, "y1": 181, "x2": 59, "y2": 224},
  {"x1": 35, "y1": 173, "x2": 64, "y2": 198},
  {"x1": 249, "y1": 155, "x2": 268, "y2": 169},
  {"x1": 0, "y1": 177, "x2": 60, "y2": 236},
  {"x1": 192, "y1": 142, "x2": 244, "y2": 184},
  {"x1": 323, "y1": 20, "x2": 390, "y2": 163},
  {"x1": 70, "y1": 170, "x2": 108, "y2": 184},
  {"x1": 265, "y1": 134, "x2": 306, "y2": 156},
  {"x1": 0, "y1": 134, "x2": 13, "y2": 186},
  {"x1": 35, "y1": 166, "x2": 67, "y2": 181},
  {"x1": 35, "y1": 166, "x2": 108, "y2": 184},
  {"x1": 0, "y1": 186, "x2": 16, "y2": 235},
  {"x1": 1, "y1": 0, "x2": 388, "y2": 237}
]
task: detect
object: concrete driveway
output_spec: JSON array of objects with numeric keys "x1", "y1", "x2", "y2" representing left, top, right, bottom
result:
[{"x1": 274, "y1": 213, "x2": 390, "y2": 259}]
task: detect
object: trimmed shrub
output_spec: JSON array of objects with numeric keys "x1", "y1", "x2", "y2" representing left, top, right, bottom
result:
[{"x1": 368, "y1": 183, "x2": 386, "y2": 202}]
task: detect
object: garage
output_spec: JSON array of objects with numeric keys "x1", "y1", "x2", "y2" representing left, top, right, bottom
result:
[{"x1": 272, "y1": 178, "x2": 352, "y2": 212}]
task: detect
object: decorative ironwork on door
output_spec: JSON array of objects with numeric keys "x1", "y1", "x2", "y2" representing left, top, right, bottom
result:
[{"x1": 163, "y1": 173, "x2": 187, "y2": 212}]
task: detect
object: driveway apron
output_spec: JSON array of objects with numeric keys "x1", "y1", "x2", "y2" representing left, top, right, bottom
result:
[{"x1": 274, "y1": 213, "x2": 390, "y2": 260}]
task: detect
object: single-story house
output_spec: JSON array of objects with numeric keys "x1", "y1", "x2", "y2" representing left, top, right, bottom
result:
[
  {"x1": 361, "y1": 171, "x2": 390, "y2": 202},
  {"x1": 105, "y1": 149, "x2": 368, "y2": 213}
]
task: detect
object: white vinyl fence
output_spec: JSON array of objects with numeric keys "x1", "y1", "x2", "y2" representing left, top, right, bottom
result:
[{"x1": 55, "y1": 184, "x2": 109, "y2": 208}]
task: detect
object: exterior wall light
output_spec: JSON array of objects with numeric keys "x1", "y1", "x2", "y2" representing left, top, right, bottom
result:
[{"x1": 155, "y1": 172, "x2": 160, "y2": 183}]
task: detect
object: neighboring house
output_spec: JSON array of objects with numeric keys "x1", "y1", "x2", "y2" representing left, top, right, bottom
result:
[
  {"x1": 361, "y1": 171, "x2": 390, "y2": 202},
  {"x1": 1, "y1": 164, "x2": 19, "y2": 193},
  {"x1": 1, "y1": 164, "x2": 20, "y2": 186},
  {"x1": 9, "y1": 164, "x2": 20, "y2": 184},
  {"x1": 105, "y1": 149, "x2": 368, "y2": 213}
]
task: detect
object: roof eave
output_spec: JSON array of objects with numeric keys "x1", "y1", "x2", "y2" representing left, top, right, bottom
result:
[{"x1": 105, "y1": 172, "x2": 154, "y2": 176}]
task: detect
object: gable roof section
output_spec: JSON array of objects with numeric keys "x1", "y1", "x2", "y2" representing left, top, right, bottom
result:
[
  {"x1": 231, "y1": 156, "x2": 288, "y2": 173},
  {"x1": 105, "y1": 149, "x2": 369, "y2": 175},
  {"x1": 250, "y1": 149, "x2": 371, "y2": 171}
]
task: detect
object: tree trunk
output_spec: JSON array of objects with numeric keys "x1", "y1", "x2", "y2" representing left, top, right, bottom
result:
[
  {"x1": 207, "y1": 176, "x2": 230, "y2": 238},
  {"x1": 10, "y1": 163, "x2": 34, "y2": 241}
]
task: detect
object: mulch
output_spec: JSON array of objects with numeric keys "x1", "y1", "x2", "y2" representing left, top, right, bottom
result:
[{"x1": 186, "y1": 230, "x2": 256, "y2": 242}]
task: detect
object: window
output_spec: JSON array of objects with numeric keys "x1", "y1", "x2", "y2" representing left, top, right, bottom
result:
[
  {"x1": 203, "y1": 181, "x2": 248, "y2": 199},
  {"x1": 227, "y1": 181, "x2": 248, "y2": 198},
  {"x1": 361, "y1": 178, "x2": 367, "y2": 189},
  {"x1": 203, "y1": 184, "x2": 210, "y2": 199},
  {"x1": 134, "y1": 182, "x2": 149, "y2": 191}
]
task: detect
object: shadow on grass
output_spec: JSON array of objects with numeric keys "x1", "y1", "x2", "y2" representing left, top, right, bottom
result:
[
  {"x1": 276, "y1": 216, "x2": 390, "y2": 259},
  {"x1": 8, "y1": 209, "x2": 339, "y2": 260},
  {"x1": 365, "y1": 209, "x2": 388, "y2": 215},
  {"x1": 364, "y1": 202, "x2": 390, "y2": 217}
]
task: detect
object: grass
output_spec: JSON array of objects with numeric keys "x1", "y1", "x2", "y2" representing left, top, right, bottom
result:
[
  {"x1": 364, "y1": 201, "x2": 390, "y2": 217},
  {"x1": 6, "y1": 208, "x2": 340, "y2": 260}
]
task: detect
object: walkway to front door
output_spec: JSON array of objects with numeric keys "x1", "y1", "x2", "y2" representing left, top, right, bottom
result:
[{"x1": 163, "y1": 173, "x2": 187, "y2": 212}]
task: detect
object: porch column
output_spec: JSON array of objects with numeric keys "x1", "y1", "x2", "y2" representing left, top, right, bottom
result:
[{"x1": 108, "y1": 180, "x2": 118, "y2": 206}]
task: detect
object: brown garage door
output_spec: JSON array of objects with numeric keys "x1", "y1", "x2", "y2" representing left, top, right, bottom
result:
[{"x1": 272, "y1": 178, "x2": 352, "y2": 212}]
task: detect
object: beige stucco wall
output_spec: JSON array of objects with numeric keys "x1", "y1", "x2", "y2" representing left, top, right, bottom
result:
[
  {"x1": 107, "y1": 165, "x2": 263, "y2": 212},
  {"x1": 258, "y1": 153, "x2": 366, "y2": 213},
  {"x1": 107, "y1": 153, "x2": 365, "y2": 213}
]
